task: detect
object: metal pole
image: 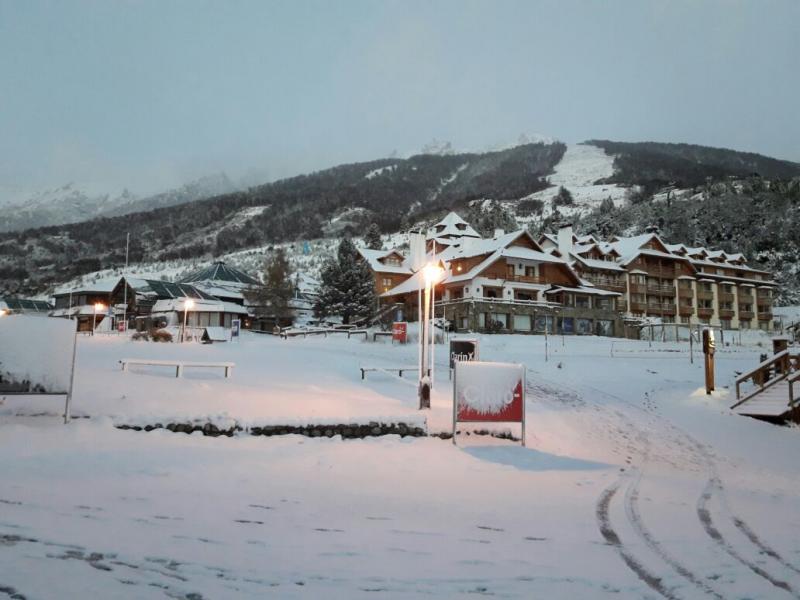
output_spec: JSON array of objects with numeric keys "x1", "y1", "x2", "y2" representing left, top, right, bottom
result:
[
  {"x1": 183, "y1": 306, "x2": 188, "y2": 342},
  {"x1": 64, "y1": 331, "x2": 78, "y2": 424},
  {"x1": 92, "y1": 307, "x2": 97, "y2": 335}
]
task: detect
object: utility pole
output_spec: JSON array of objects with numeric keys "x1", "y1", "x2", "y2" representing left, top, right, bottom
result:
[{"x1": 122, "y1": 232, "x2": 130, "y2": 333}]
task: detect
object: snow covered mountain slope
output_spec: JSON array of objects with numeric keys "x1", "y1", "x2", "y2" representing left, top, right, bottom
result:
[{"x1": 514, "y1": 143, "x2": 629, "y2": 223}]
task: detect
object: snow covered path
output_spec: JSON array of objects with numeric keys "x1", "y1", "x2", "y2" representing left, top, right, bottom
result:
[{"x1": 1, "y1": 333, "x2": 799, "y2": 598}]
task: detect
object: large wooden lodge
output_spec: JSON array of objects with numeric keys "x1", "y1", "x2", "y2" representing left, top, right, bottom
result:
[{"x1": 363, "y1": 212, "x2": 776, "y2": 337}]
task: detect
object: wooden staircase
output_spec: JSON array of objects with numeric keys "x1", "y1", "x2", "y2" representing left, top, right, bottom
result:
[{"x1": 731, "y1": 349, "x2": 800, "y2": 421}]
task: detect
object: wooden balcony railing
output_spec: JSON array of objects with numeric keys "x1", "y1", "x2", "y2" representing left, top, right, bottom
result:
[
  {"x1": 697, "y1": 291, "x2": 714, "y2": 301},
  {"x1": 718, "y1": 292, "x2": 735, "y2": 303},
  {"x1": 719, "y1": 309, "x2": 735, "y2": 318},
  {"x1": 501, "y1": 275, "x2": 547, "y2": 284},
  {"x1": 678, "y1": 288, "x2": 694, "y2": 298},
  {"x1": 629, "y1": 284, "x2": 647, "y2": 294},
  {"x1": 585, "y1": 277, "x2": 626, "y2": 292},
  {"x1": 738, "y1": 309, "x2": 754, "y2": 319},
  {"x1": 647, "y1": 303, "x2": 676, "y2": 315},
  {"x1": 630, "y1": 302, "x2": 647, "y2": 313},
  {"x1": 758, "y1": 312, "x2": 773, "y2": 321},
  {"x1": 679, "y1": 306, "x2": 694, "y2": 316},
  {"x1": 698, "y1": 307, "x2": 714, "y2": 318},
  {"x1": 647, "y1": 285, "x2": 676, "y2": 297}
]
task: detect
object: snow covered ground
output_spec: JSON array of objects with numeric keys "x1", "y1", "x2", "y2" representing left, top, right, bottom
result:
[{"x1": 1, "y1": 331, "x2": 799, "y2": 598}]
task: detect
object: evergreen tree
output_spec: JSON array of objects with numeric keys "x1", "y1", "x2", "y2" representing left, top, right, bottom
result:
[
  {"x1": 315, "y1": 238, "x2": 377, "y2": 324},
  {"x1": 552, "y1": 186, "x2": 574, "y2": 207},
  {"x1": 245, "y1": 248, "x2": 294, "y2": 322},
  {"x1": 363, "y1": 223, "x2": 383, "y2": 250}
]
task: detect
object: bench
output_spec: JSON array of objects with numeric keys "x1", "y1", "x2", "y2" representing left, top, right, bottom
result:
[
  {"x1": 119, "y1": 359, "x2": 235, "y2": 378},
  {"x1": 372, "y1": 331, "x2": 394, "y2": 342},
  {"x1": 279, "y1": 328, "x2": 329, "y2": 339},
  {"x1": 347, "y1": 329, "x2": 369, "y2": 339},
  {"x1": 360, "y1": 366, "x2": 419, "y2": 380}
]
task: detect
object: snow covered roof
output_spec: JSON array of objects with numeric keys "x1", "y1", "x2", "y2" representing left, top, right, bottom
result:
[
  {"x1": 572, "y1": 255, "x2": 625, "y2": 272},
  {"x1": 544, "y1": 286, "x2": 621, "y2": 297},
  {"x1": 124, "y1": 278, "x2": 220, "y2": 301},
  {"x1": 179, "y1": 261, "x2": 259, "y2": 286},
  {"x1": 150, "y1": 298, "x2": 248, "y2": 315},
  {"x1": 53, "y1": 277, "x2": 120, "y2": 296},
  {"x1": 358, "y1": 248, "x2": 413, "y2": 275},
  {"x1": 428, "y1": 212, "x2": 481, "y2": 240}
]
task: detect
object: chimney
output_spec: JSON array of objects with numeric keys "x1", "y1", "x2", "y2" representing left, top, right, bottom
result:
[
  {"x1": 493, "y1": 228, "x2": 505, "y2": 238},
  {"x1": 644, "y1": 225, "x2": 660, "y2": 235},
  {"x1": 557, "y1": 222, "x2": 573, "y2": 258}
]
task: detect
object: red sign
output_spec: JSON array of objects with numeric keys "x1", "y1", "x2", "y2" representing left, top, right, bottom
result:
[
  {"x1": 117, "y1": 321, "x2": 126, "y2": 332},
  {"x1": 392, "y1": 321, "x2": 407, "y2": 343},
  {"x1": 453, "y1": 361, "x2": 526, "y2": 445}
]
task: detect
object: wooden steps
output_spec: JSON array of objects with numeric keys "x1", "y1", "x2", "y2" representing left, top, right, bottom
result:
[{"x1": 733, "y1": 380, "x2": 793, "y2": 417}]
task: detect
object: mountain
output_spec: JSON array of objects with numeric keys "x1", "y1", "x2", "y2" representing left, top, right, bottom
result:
[
  {"x1": 2, "y1": 139, "x2": 800, "y2": 301},
  {"x1": 0, "y1": 173, "x2": 238, "y2": 233}
]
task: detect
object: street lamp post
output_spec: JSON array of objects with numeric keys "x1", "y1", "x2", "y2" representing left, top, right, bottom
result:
[
  {"x1": 93, "y1": 302, "x2": 105, "y2": 336},
  {"x1": 183, "y1": 299, "x2": 195, "y2": 343},
  {"x1": 419, "y1": 263, "x2": 443, "y2": 409}
]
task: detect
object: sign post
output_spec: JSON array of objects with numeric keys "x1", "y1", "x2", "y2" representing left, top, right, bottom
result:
[
  {"x1": 449, "y1": 338, "x2": 479, "y2": 379},
  {"x1": 392, "y1": 321, "x2": 407, "y2": 344},
  {"x1": 231, "y1": 319, "x2": 241, "y2": 342},
  {"x1": 702, "y1": 327, "x2": 715, "y2": 394},
  {"x1": 453, "y1": 361, "x2": 526, "y2": 446}
]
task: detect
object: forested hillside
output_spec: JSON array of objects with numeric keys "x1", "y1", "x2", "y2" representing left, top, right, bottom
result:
[{"x1": 0, "y1": 143, "x2": 565, "y2": 295}]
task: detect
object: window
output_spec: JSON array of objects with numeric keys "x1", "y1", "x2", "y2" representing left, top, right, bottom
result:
[
  {"x1": 382, "y1": 278, "x2": 392, "y2": 287},
  {"x1": 513, "y1": 314, "x2": 531, "y2": 331}
]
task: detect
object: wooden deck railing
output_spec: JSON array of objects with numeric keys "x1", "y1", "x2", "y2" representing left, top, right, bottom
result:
[{"x1": 733, "y1": 349, "x2": 799, "y2": 406}]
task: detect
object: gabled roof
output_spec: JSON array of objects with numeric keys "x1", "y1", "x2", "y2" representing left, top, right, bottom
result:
[
  {"x1": 179, "y1": 261, "x2": 259, "y2": 286},
  {"x1": 446, "y1": 229, "x2": 544, "y2": 261},
  {"x1": 428, "y1": 212, "x2": 480, "y2": 240},
  {"x1": 121, "y1": 277, "x2": 220, "y2": 301},
  {"x1": 358, "y1": 247, "x2": 413, "y2": 275}
]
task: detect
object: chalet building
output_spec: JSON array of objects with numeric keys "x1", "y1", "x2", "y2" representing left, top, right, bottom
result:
[
  {"x1": 378, "y1": 214, "x2": 624, "y2": 336},
  {"x1": 108, "y1": 277, "x2": 247, "y2": 331},
  {"x1": 0, "y1": 297, "x2": 53, "y2": 316},
  {"x1": 178, "y1": 261, "x2": 257, "y2": 307},
  {"x1": 50, "y1": 279, "x2": 117, "y2": 332},
  {"x1": 539, "y1": 224, "x2": 777, "y2": 331},
  {"x1": 357, "y1": 248, "x2": 414, "y2": 296}
]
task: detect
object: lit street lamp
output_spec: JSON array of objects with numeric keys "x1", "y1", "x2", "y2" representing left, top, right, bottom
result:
[
  {"x1": 93, "y1": 302, "x2": 105, "y2": 336},
  {"x1": 419, "y1": 262, "x2": 444, "y2": 409},
  {"x1": 182, "y1": 299, "x2": 195, "y2": 343}
]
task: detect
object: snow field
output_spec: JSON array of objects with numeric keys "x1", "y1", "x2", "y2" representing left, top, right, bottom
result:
[{"x1": 1, "y1": 330, "x2": 799, "y2": 598}]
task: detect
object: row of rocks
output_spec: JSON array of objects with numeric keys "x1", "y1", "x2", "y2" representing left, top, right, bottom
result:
[
  {"x1": 115, "y1": 423, "x2": 519, "y2": 441},
  {"x1": 115, "y1": 422, "x2": 426, "y2": 438}
]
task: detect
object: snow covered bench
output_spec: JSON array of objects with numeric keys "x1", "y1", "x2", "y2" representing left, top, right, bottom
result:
[
  {"x1": 372, "y1": 331, "x2": 394, "y2": 342},
  {"x1": 119, "y1": 359, "x2": 235, "y2": 378},
  {"x1": 360, "y1": 366, "x2": 419, "y2": 380},
  {"x1": 347, "y1": 329, "x2": 369, "y2": 339}
]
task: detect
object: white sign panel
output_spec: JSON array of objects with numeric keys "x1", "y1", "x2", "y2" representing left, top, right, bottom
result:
[{"x1": 0, "y1": 315, "x2": 75, "y2": 393}]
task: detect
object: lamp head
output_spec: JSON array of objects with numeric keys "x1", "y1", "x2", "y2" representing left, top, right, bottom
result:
[
  {"x1": 185, "y1": 299, "x2": 195, "y2": 309},
  {"x1": 423, "y1": 263, "x2": 444, "y2": 285},
  {"x1": 94, "y1": 302, "x2": 105, "y2": 312}
]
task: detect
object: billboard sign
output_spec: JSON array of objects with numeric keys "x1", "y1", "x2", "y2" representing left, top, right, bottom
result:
[
  {"x1": 449, "y1": 338, "x2": 479, "y2": 369},
  {"x1": 453, "y1": 361, "x2": 525, "y2": 445},
  {"x1": 392, "y1": 321, "x2": 407, "y2": 344}
]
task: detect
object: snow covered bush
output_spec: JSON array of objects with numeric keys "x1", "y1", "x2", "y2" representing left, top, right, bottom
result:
[{"x1": 149, "y1": 329, "x2": 173, "y2": 343}]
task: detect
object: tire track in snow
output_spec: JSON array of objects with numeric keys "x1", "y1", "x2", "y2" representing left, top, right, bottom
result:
[
  {"x1": 731, "y1": 517, "x2": 800, "y2": 576},
  {"x1": 596, "y1": 481, "x2": 680, "y2": 600},
  {"x1": 697, "y1": 477, "x2": 799, "y2": 598}
]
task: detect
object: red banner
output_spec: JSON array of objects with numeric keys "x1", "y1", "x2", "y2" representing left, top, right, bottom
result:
[{"x1": 392, "y1": 321, "x2": 407, "y2": 343}]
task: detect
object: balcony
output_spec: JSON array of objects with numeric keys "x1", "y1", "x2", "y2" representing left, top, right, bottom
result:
[
  {"x1": 505, "y1": 275, "x2": 546, "y2": 285},
  {"x1": 647, "y1": 285, "x2": 676, "y2": 297},
  {"x1": 630, "y1": 302, "x2": 647, "y2": 313},
  {"x1": 647, "y1": 304, "x2": 676, "y2": 315},
  {"x1": 718, "y1": 292, "x2": 735, "y2": 303},
  {"x1": 629, "y1": 283, "x2": 647, "y2": 294},
  {"x1": 698, "y1": 307, "x2": 714, "y2": 319},
  {"x1": 679, "y1": 306, "x2": 694, "y2": 316},
  {"x1": 641, "y1": 265, "x2": 677, "y2": 278},
  {"x1": 719, "y1": 309, "x2": 735, "y2": 319},
  {"x1": 697, "y1": 291, "x2": 714, "y2": 301},
  {"x1": 758, "y1": 312, "x2": 773, "y2": 321},
  {"x1": 585, "y1": 277, "x2": 626, "y2": 292},
  {"x1": 738, "y1": 310, "x2": 754, "y2": 320},
  {"x1": 617, "y1": 300, "x2": 628, "y2": 312},
  {"x1": 678, "y1": 287, "x2": 694, "y2": 298}
]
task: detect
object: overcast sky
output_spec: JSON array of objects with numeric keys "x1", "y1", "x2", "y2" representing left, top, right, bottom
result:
[{"x1": 1, "y1": 0, "x2": 798, "y2": 199}]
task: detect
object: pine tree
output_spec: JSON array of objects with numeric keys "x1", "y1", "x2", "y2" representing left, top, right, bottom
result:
[
  {"x1": 245, "y1": 248, "x2": 295, "y2": 323},
  {"x1": 315, "y1": 238, "x2": 377, "y2": 324},
  {"x1": 363, "y1": 223, "x2": 383, "y2": 250},
  {"x1": 552, "y1": 186, "x2": 574, "y2": 207}
]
